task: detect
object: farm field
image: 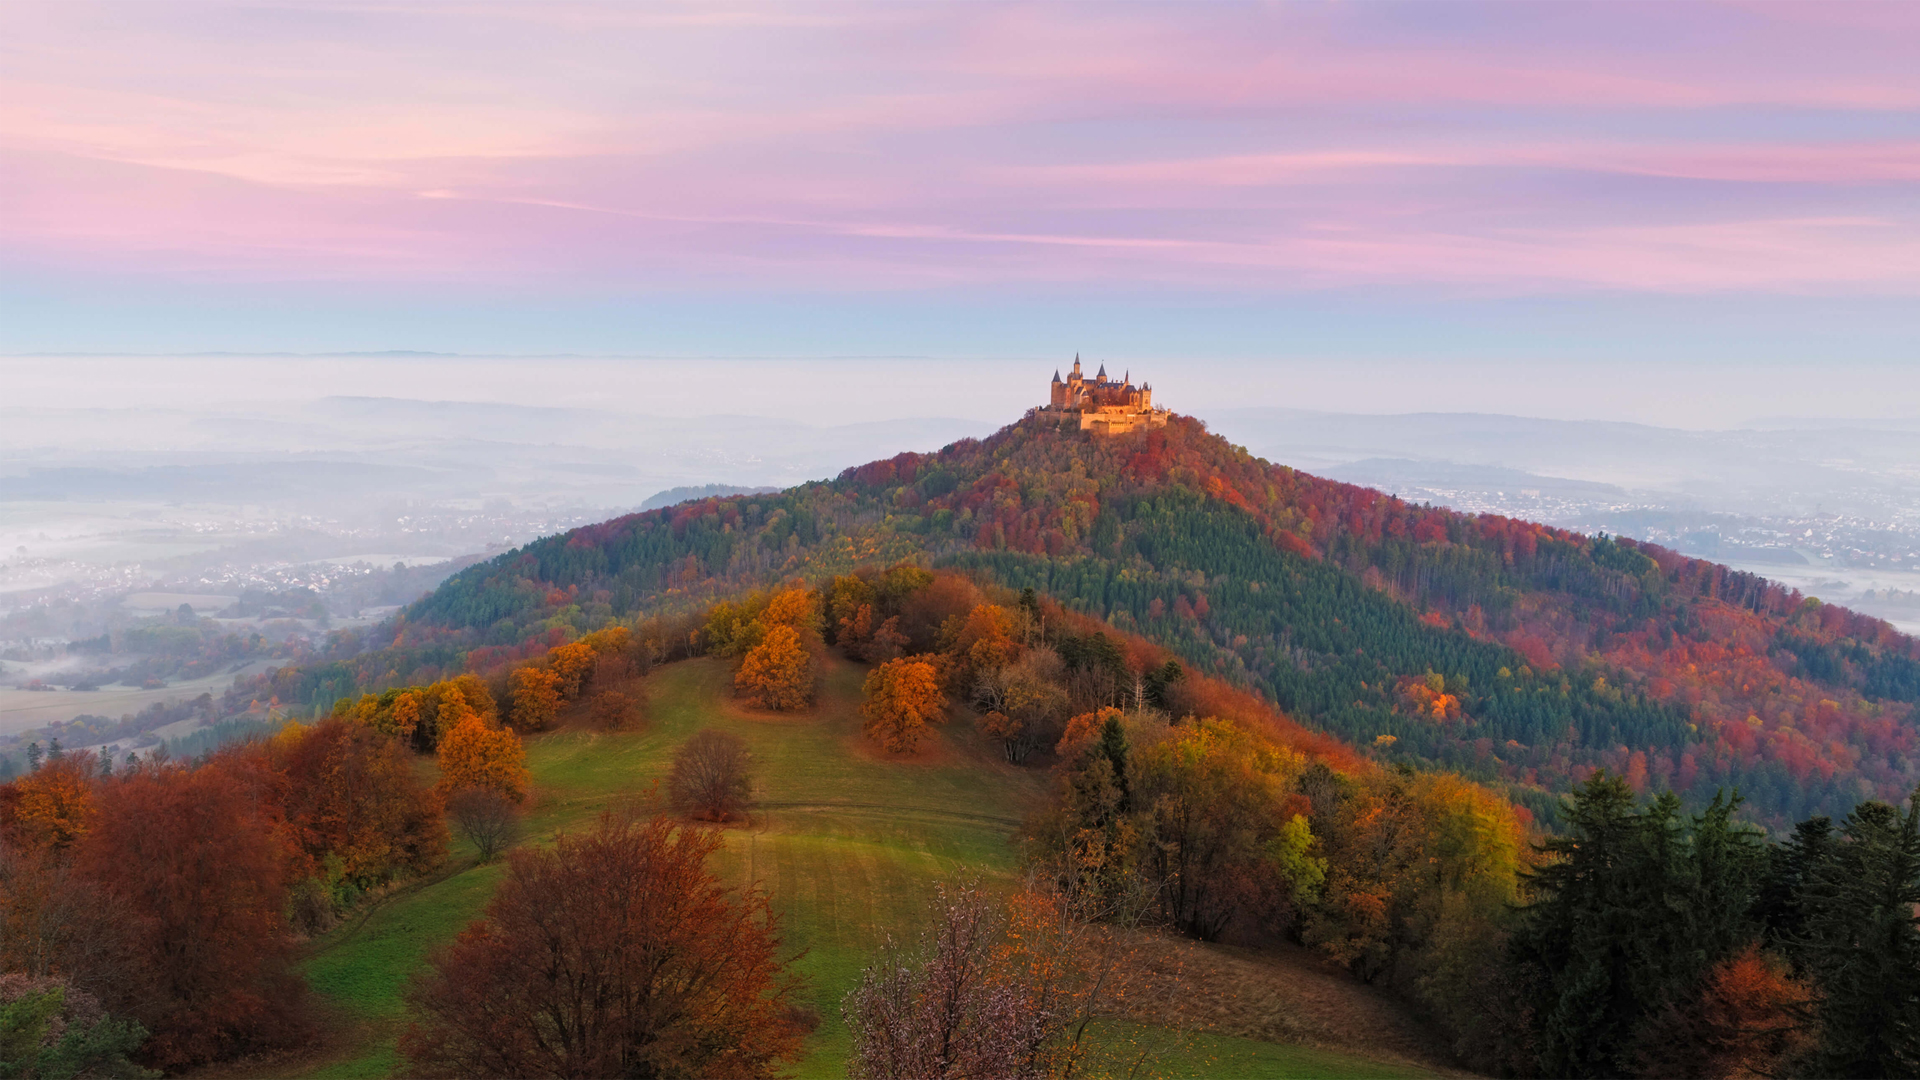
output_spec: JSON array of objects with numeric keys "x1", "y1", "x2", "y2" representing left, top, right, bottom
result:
[
  {"x1": 278, "y1": 656, "x2": 1449, "y2": 1079},
  {"x1": 0, "y1": 660, "x2": 278, "y2": 737}
]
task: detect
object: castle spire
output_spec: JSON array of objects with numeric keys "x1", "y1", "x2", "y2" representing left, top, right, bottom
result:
[{"x1": 1052, "y1": 369, "x2": 1062, "y2": 383}]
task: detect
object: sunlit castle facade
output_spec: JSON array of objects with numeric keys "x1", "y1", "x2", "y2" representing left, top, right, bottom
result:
[{"x1": 1042, "y1": 355, "x2": 1170, "y2": 435}]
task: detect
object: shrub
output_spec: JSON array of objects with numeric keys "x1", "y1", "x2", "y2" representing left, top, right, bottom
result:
[{"x1": 0, "y1": 973, "x2": 152, "y2": 1079}]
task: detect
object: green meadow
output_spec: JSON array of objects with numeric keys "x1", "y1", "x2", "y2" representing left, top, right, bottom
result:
[{"x1": 284, "y1": 657, "x2": 1439, "y2": 1079}]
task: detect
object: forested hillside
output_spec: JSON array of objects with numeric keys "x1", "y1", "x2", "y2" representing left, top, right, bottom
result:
[{"x1": 255, "y1": 412, "x2": 1920, "y2": 828}]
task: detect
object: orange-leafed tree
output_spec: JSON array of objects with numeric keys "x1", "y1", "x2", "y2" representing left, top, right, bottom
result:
[
  {"x1": 545, "y1": 640, "x2": 597, "y2": 700},
  {"x1": 736, "y1": 624, "x2": 813, "y2": 710},
  {"x1": 275, "y1": 716, "x2": 448, "y2": 888},
  {"x1": 951, "y1": 603, "x2": 1021, "y2": 678},
  {"x1": 337, "y1": 674, "x2": 499, "y2": 753},
  {"x1": 861, "y1": 657, "x2": 947, "y2": 753},
  {"x1": 400, "y1": 810, "x2": 806, "y2": 1079},
  {"x1": 761, "y1": 586, "x2": 820, "y2": 634},
  {"x1": 72, "y1": 758, "x2": 310, "y2": 1069},
  {"x1": 1633, "y1": 943, "x2": 1815, "y2": 1079},
  {"x1": 507, "y1": 667, "x2": 562, "y2": 732},
  {"x1": 2, "y1": 753, "x2": 98, "y2": 854},
  {"x1": 436, "y1": 714, "x2": 529, "y2": 803}
]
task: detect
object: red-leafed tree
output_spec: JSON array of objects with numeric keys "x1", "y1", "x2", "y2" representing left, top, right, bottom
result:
[
  {"x1": 400, "y1": 809, "x2": 806, "y2": 1079},
  {"x1": 274, "y1": 716, "x2": 448, "y2": 889},
  {"x1": 71, "y1": 758, "x2": 310, "y2": 1069}
]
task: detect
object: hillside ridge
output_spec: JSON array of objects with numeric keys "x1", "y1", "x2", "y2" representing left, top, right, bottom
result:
[{"x1": 272, "y1": 411, "x2": 1920, "y2": 827}]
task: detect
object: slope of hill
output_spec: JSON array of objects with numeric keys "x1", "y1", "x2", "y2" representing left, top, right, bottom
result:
[
  {"x1": 281, "y1": 412, "x2": 1920, "y2": 827},
  {"x1": 278, "y1": 655, "x2": 1447, "y2": 1079}
]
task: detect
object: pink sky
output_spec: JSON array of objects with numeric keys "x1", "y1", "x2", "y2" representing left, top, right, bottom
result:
[
  {"x1": 2, "y1": 1, "x2": 1919, "y2": 375},
  {"x1": 4, "y1": 2, "x2": 1917, "y2": 293}
]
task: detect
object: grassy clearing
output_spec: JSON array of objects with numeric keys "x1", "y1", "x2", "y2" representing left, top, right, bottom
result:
[{"x1": 284, "y1": 656, "x2": 1442, "y2": 1078}]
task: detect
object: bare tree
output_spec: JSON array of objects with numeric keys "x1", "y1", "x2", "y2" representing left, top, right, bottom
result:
[
  {"x1": 667, "y1": 730, "x2": 753, "y2": 822},
  {"x1": 842, "y1": 880, "x2": 1144, "y2": 1080},
  {"x1": 447, "y1": 787, "x2": 521, "y2": 863}
]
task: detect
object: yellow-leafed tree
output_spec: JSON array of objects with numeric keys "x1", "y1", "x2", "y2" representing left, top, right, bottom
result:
[
  {"x1": 861, "y1": 657, "x2": 947, "y2": 753},
  {"x1": 735, "y1": 624, "x2": 813, "y2": 710},
  {"x1": 436, "y1": 713, "x2": 529, "y2": 803}
]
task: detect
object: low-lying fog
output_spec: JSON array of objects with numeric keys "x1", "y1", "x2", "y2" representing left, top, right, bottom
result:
[{"x1": 3, "y1": 355, "x2": 1917, "y2": 754}]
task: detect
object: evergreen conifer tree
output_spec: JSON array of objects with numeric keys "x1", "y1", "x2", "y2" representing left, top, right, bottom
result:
[
  {"x1": 1795, "y1": 794, "x2": 1920, "y2": 1078},
  {"x1": 1513, "y1": 774, "x2": 1765, "y2": 1078}
]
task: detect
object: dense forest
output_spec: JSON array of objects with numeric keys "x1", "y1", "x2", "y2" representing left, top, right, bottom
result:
[{"x1": 239, "y1": 413, "x2": 1920, "y2": 829}]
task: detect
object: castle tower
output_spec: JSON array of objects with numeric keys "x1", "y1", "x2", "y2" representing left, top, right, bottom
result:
[{"x1": 1045, "y1": 357, "x2": 1164, "y2": 434}]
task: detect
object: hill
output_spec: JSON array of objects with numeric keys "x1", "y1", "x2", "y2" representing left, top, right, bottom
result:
[
  {"x1": 640, "y1": 483, "x2": 780, "y2": 510},
  {"x1": 271, "y1": 411, "x2": 1920, "y2": 828},
  {"x1": 281, "y1": 654, "x2": 1449, "y2": 1079}
]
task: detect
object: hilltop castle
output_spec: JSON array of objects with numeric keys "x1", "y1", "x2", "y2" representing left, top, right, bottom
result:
[{"x1": 1042, "y1": 356, "x2": 1169, "y2": 435}]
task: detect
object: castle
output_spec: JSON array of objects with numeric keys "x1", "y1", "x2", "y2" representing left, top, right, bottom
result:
[{"x1": 1042, "y1": 356, "x2": 1169, "y2": 435}]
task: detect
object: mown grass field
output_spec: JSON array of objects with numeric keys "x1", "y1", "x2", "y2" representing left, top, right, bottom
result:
[{"x1": 282, "y1": 656, "x2": 1440, "y2": 1079}]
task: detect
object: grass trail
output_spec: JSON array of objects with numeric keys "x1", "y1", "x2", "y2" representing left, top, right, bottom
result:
[{"x1": 283, "y1": 656, "x2": 1443, "y2": 1078}]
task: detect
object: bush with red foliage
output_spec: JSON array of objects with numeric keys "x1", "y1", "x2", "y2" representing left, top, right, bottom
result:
[{"x1": 400, "y1": 809, "x2": 805, "y2": 1079}]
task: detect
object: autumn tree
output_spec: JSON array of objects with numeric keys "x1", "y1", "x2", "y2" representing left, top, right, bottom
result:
[
  {"x1": 337, "y1": 675, "x2": 496, "y2": 753},
  {"x1": 948, "y1": 603, "x2": 1021, "y2": 683},
  {"x1": 274, "y1": 716, "x2": 447, "y2": 890},
  {"x1": 1131, "y1": 719, "x2": 1291, "y2": 941},
  {"x1": 1631, "y1": 944, "x2": 1814, "y2": 1079},
  {"x1": 1, "y1": 753, "x2": 97, "y2": 854},
  {"x1": 545, "y1": 641, "x2": 597, "y2": 700},
  {"x1": 446, "y1": 788, "x2": 521, "y2": 864},
  {"x1": 400, "y1": 810, "x2": 806, "y2": 1078},
  {"x1": 506, "y1": 667, "x2": 561, "y2": 732},
  {"x1": 736, "y1": 624, "x2": 813, "y2": 710},
  {"x1": 0, "y1": 838, "x2": 127, "y2": 991},
  {"x1": 589, "y1": 689, "x2": 637, "y2": 731},
  {"x1": 71, "y1": 759, "x2": 310, "y2": 1069},
  {"x1": 668, "y1": 730, "x2": 754, "y2": 822},
  {"x1": 973, "y1": 647, "x2": 1069, "y2": 763},
  {"x1": 761, "y1": 586, "x2": 820, "y2": 634},
  {"x1": 436, "y1": 714, "x2": 529, "y2": 803},
  {"x1": 861, "y1": 657, "x2": 946, "y2": 753}
]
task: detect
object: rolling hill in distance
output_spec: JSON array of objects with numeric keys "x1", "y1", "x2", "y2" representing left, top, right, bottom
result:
[{"x1": 272, "y1": 407, "x2": 1920, "y2": 830}]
